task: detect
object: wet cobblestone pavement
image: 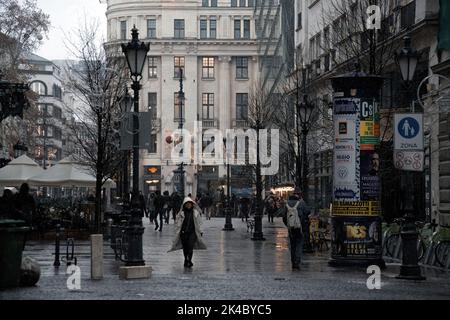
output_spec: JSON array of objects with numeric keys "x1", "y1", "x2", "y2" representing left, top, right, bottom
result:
[{"x1": 1, "y1": 217, "x2": 450, "y2": 300}]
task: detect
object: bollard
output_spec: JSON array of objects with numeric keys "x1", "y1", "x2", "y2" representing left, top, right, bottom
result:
[
  {"x1": 106, "y1": 218, "x2": 113, "y2": 241},
  {"x1": 53, "y1": 224, "x2": 61, "y2": 267},
  {"x1": 66, "y1": 238, "x2": 77, "y2": 266},
  {"x1": 91, "y1": 234, "x2": 103, "y2": 280}
]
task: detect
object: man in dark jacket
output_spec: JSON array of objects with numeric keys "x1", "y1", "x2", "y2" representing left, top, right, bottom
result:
[
  {"x1": 154, "y1": 191, "x2": 163, "y2": 231},
  {"x1": 171, "y1": 191, "x2": 182, "y2": 221}
]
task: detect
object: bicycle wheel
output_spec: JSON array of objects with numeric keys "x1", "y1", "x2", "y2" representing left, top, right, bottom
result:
[
  {"x1": 435, "y1": 241, "x2": 450, "y2": 268},
  {"x1": 417, "y1": 239, "x2": 427, "y2": 262},
  {"x1": 385, "y1": 234, "x2": 401, "y2": 258}
]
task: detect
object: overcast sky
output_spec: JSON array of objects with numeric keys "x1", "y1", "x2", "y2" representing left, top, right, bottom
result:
[{"x1": 35, "y1": 0, "x2": 107, "y2": 60}]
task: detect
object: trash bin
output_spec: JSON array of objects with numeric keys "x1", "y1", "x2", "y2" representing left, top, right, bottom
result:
[{"x1": 0, "y1": 220, "x2": 30, "y2": 288}]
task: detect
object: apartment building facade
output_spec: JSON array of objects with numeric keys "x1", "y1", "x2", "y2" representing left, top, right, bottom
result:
[
  {"x1": 294, "y1": 0, "x2": 447, "y2": 222},
  {"x1": 104, "y1": 0, "x2": 259, "y2": 196}
]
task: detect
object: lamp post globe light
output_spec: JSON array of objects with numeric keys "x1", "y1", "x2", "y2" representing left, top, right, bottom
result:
[
  {"x1": 121, "y1": 26, "x2": 150, "y2": 268},
  {"x1": 395, "y1": 36, "x2": 425, "y2": 280},
  {"x1": 223, "y1": 137, "x2": 234, "y2": 231}
]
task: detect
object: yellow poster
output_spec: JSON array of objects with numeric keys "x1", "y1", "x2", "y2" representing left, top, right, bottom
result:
[{"x1": 332, "y1": 201, "x2": 381, "y2": 216}]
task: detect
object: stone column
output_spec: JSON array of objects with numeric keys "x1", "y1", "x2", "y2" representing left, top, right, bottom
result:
[
  {"x1": 218, "y1": 56, "x2": 231, "y2": 132},
  {"x1": 218, "y1": 56, "x2": 231, "y2": 180}
]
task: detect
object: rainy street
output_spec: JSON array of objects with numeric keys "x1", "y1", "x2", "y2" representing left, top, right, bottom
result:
[{"x1": 1, "y1": 217, "x2": 449, "y2": 300}]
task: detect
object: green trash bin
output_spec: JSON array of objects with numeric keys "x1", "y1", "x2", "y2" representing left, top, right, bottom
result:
[{"x1": 0, "y1": 220, "x2": 30, "y2": 289}]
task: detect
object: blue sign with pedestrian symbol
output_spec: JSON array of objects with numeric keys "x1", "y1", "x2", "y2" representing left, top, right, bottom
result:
[{"x1": 397, "y1": 117, "x2": 419, "y2": 139}]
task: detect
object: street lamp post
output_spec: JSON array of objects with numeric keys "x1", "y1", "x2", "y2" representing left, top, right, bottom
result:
[
  {"x1": 395, "y1": 36, "x2": 425, "y2": 280},
  {"x1": 223, "y1": 137, "x2": 234, "y2": 231},
  {"x1": 121, "y1": 26, "x2": 150, "y2": 267},
  {"x1": 176, "y1": 67, "x2": 186, "y2": 198}
]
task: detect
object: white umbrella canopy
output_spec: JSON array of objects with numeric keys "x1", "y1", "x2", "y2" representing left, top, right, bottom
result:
[
  {"x1": 0, "y1": 155, "x2": 44, "y2": 187},
  {"x1": 28, "y1": 157, "x2": 115, "y2": 188}
]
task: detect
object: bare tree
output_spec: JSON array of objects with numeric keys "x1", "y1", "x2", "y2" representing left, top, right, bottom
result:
[
  {"x1": 63, "y1": 19, "x2": 127, "y2": 232},
  {"x1": 0, "y1": 0, "x2": 49, "y2": 80},
  {"x1": 0, "y1": 0, "x2": 49, "y2": 161},
  {"x1": 274, "y1": 56, "x2": 333, "y2": 203},
  {"x1": 243, "y1": 83, "x2": 278, "y2": 238},
  {"x1": 319, "y1": 0, "x2": 400, "y2": 75}
]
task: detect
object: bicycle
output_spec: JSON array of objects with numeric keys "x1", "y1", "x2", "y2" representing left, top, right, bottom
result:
[
  {"x1": 434, "y1": 240, "x2": 450, "y2": 268},
  {"x1": 383, "y1": 218, "x2": 427, "y2": 261}
]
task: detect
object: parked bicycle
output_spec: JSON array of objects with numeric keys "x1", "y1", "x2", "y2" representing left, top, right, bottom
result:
[{"x1": 383, "y1": 218, "x2": 429, "y2": 261}]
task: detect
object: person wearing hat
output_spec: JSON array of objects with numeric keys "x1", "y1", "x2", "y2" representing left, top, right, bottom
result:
[{"x1": 169, "y1": 197, "x2": 207, "y2": 268}]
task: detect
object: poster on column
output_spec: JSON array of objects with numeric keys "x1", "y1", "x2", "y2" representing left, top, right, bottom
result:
[
  {"x1": 333, "y1": 113, "x2": 359, "y2": 201},
  {"x1": 359, "y1": 98, "x2": 380, "y2": 150},
  {"x1": 360, "y1": 150, "x2": 380, "y2": 201}
]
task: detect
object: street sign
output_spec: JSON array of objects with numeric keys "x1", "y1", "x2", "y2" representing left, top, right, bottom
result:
[
  {"x1": 394, "y1": 150, "x2": 424, "y2": 172},
  {"x1": 394, "y1": 114, "x2": 423, "y2": 150},
  {"x1": 120, "y1": 112, "x2": 153, "y2": 150}
]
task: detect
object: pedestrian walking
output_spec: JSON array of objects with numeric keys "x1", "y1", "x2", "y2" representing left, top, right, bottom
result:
[
  {"x1": 264, "y1": 192, "x2": 277, "y2": 223},
  {"x1": 154, "y1": 190, "x2": 164, "y2": 231},
  {"x1": 147, "y1": 193, "x2": 156, "y2": 224},
  {"x1": 240, "y1": 197, "x2": 250, "y2": 222},
  {"x1": 169, "y1": 197, "x2": 207, "y2": 268},
  {"x1": 162, "y1": 191, "x2": 171, "y2": 225},
  {"x1": 280, "y1": 193, "x2": 309, "y2": 270},
  {"x1": 171, "y1": 191, "x2": 182, "y2": 221},
  {"x1": 0, "y1": 189, "x2": 17, "y2": 219},
  {"x1": 139, "y1": 191, "x2": 147, "y2": 218},
  {"x1": 13, "y1": 183, "x2": 36, "y2": 226}
]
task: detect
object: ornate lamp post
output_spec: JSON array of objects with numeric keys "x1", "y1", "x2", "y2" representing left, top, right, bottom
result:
[
  {"x1": 395, "y1": 36, "x2": 425, "y2": 280},
  {"x1": 175, "y1": 68, "x2": 186, "y2": 198},
  {"x1": 121, "y1": 26, "x2": 150, "y2": 267},
  {"x1": 223, "y1": 137, "x2": 234, "y2": 231}
]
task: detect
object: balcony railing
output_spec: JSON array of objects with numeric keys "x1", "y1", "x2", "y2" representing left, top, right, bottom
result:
[
  {"x1": 232, "y1": 119, "x2": 250, "y2": 128},
  {"x1": 202, "y1": 119, "x2": 218, "y2": 129}
]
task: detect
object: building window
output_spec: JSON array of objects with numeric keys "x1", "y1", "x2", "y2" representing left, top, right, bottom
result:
[
  {"x1": 239, "y1": 0, "x2": 246, "y2": 6},
  {"x1": 210, "y1": 18, "x2": 217, "y2": 38},
  {"x1": 46, "y1": 105, "x2": 53, "y2": 117},
  {"x1": 202, "y1": 0, "x2": 209, "y2": 6},
  {"x1": 120, "y1": 21, "x2": 127, "y2": 39},
  {"x1": 236, "y1": 57, "x2": 248, "y2": 79},
  {"x1": 202, "y1": 93, "x2": 214, "y2": 120},
  {"x1": 53, "y1": 84, "x2": 62, "y2": 99},
  {"x1": 147, "y1": 19, "x2": 156, "y2": 39},
  {"x1": 148, "y1": 57, "x2": 157, "y2": 78},
  {"x1": 200, "y1": 19, "x2": 208, "y2": 39},
  {"x1": 31, "y1": 81, "x2": 47, "y2": 95},
  {"x1": 149, "y1": 134, "x2": 157, "y2": 153},
  {"x1": 248, "y1": 0, "x2": 254, "y2": 6},
  {"x1": 202, "y1": 57, "x2": 215, "y2": 79},
  {"x1": 231, "y1": 0, "x2": 237, "y2": 7},
  {"x1": 46, "y1": 126, "x2": 53, "y2": 138},
  {"x1": 243, "y1": 19, "x2": 250, "y2": 39},
  {"x1": 211, "y1": 0, "x2": 217, "y2": 6},
  {"x1": 174, "y1": 19, "x2": 185, "y2": 39},
  {"x1": 236, "y1": 93, "x2": 248, "y2": 120},
  {"x1": 174, "y1": 56, "x2": 185, "y2": 78},
  {"x1": 53, "y1": 106, "x2": 62, "y2": 119},
  {"x1": 297, "y1": 12, "x2": 302, "y2": 30},
  {"x1": 174, "y1": 92, "x2": 185, "y2": 120},
  {"x1": 148, "y1": 92, "x2": 157, "y2": 119},
  {"x1": 401, "y1": 1, "x2": 416, "y2": 29},
  {"x1": 234, "y1": 20, "x2": 241, "y2": 39}
]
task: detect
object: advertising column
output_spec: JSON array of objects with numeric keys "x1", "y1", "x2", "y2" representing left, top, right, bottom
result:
[{"x1": 330, "y1": 72, "x2": 385, "y2": 268}]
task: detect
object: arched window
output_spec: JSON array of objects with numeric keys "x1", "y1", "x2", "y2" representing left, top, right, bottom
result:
[{"x1": 30, "y1": 81, "x2": 47, "y2": 96}]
